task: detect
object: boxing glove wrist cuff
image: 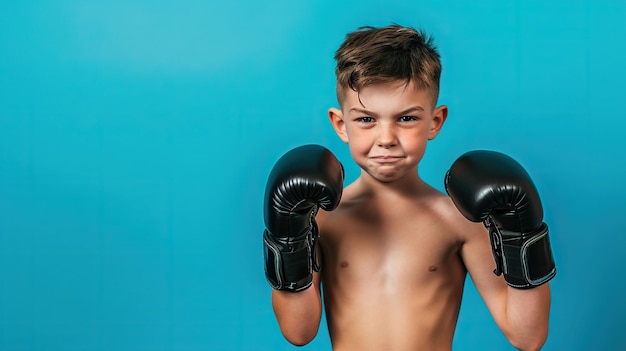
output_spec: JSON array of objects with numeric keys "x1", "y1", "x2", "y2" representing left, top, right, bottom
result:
[
  {"x1": 263, "y1": 230, "x2": 314, "y2": 292},
  {"x1": 488, "y1": 222, "x2": 557, "y2": 289}
]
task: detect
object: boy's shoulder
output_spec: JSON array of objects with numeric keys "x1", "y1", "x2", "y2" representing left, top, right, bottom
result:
[
  {"x1": 319, "y1": 179, "x2": 467, "y2": 226},
  {"x1": 316, "y1": 179, "x2": 478, "y2": 256}
]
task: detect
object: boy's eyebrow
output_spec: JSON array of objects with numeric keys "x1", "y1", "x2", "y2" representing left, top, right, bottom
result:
[
  {"x1": 349, "y1": 106, "x2": 425, "y2": 115},
  {"x1": 348, "y1": 107, "x2": 376, "y2": 115}
]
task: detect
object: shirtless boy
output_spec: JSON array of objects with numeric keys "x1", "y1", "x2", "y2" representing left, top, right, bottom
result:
[{"x1": 262, "y1": 24, "x2": 556, "y2": 351}]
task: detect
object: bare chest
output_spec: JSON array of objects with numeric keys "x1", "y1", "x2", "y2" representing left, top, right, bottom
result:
[{"x1": 319, "y1": 206, "x2": 464, "y2": 290}]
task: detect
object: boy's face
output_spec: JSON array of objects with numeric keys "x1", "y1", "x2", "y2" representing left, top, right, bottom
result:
[{"x1": 329, "y1": 81, "x2": 447, "y2": 183}]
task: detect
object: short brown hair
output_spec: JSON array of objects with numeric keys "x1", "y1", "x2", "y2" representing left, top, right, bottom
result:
[{"x1": 334, "y1": 24, "x2": 442, "y2": 106}]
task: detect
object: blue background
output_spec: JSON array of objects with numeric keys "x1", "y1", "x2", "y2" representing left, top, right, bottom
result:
[{"x1": 1, "y1": 1, "x2": 625, "y2": 350}]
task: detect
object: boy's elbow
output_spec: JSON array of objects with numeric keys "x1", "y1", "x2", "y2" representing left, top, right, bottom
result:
[
  {"x1": 282, "y1": 328, "x2": 318, "y2": 347},
  {"x1": 272, "y1": 285, "x2": 322, "y2": 346},
  {"x1": 274, "y1": 305, "x2": 320, "y2": 346},
  {"x1": 508, "y1": 329, "x2": 548, "y2": 351}
]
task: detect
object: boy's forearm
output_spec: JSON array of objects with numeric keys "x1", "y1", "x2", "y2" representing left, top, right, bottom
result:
[
  {"x1": 272, "y1": 286, "x2": 323, "y2": 346},
  {"x1": 504, "y1": 284, "x2": 551, "y2": 351}
]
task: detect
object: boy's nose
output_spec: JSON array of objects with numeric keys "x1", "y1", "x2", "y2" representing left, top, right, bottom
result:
[{"x1": 376, "y1": 125, "x2": 398, "y2": 148}]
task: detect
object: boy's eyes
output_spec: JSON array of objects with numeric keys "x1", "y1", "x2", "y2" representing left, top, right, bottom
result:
[
  {"x1": 354, "y1": 116, "x2": 420, "y2": 123},
  {"x1": 356, "y1": 117, "x2": 374, "y2": 123},
  {"x1": 399, "y1": 116, "x2": 418, "y2": 122},
  {"x1": 355, "y1": 116, "x2": 419, "y2": 124}
]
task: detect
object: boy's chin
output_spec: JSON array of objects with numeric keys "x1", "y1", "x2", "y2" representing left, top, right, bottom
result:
[{"x1": 365, "y1": 169, "x2": 409, "y2": 183}]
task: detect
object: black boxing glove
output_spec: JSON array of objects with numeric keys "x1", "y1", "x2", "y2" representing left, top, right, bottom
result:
[
  {"x1": 445, "y1": 150, "x2": 556, "y2": 289},
  {"x1": 263, "y1": 144, "x2": 344, "y2": 292}
]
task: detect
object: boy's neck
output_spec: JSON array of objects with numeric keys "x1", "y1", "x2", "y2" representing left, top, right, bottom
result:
[{"x1": 356, "y1": 168, "x2": 430, "y2": 199}]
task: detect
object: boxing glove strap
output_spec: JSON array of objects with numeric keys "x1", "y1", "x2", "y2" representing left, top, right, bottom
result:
[
  {"x1": 485, "y1": 218, "x2": 556, "y2": 289},
  {"x1": 263, "y1": 230, "x2": 314, "y2": 292}
]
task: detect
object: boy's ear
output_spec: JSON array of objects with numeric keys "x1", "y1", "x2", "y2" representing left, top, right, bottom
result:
[
  {"x1": 328, "y1": 107, "x2": 349, "y2": 143},
  {"x1": 428, "y1": 105, "x2": 448, "y2": 140}
]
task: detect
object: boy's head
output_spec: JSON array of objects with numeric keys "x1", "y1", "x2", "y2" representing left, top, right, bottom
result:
[{"x1": 334, "y1": 24, "x2": 442, "y2": 108}]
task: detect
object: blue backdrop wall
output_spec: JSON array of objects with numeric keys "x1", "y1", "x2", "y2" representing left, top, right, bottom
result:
[{"x1": 1, "y1": 1, "x2": 625, "y2": 350}]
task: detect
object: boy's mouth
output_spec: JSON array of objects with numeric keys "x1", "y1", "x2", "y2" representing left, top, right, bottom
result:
[{"x1": 370, "y1": 155, "x2": 404, "y2": 163}]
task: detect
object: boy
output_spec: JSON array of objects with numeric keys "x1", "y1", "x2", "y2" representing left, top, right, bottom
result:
[{"x1": 262, "y1": 24, "x2": 556, "y2": 350}]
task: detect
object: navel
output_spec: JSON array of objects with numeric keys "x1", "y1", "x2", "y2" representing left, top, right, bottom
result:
[
  {"x1": 340, "y1": 261, "x2": 349, "y2": 268},
  {"x1": 428, "y1": 265, "x2": 438, "y2": 272}
]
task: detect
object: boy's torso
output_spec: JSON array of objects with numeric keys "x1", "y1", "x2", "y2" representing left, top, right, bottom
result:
[{"x1": 318, "y1": 180, "x2": 468, "y2": 351}]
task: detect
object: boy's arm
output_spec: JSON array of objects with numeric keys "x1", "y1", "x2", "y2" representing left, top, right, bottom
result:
[
  {"x1": 271, "y1": 270, "x2": 323, "y2": 346},
  {"x1": 460, "y1": 223, "x2": 551, "y2": 351},
  {"x1": 262, "y1": 144, "x2": 343, "y2": 346},
  {"x1": 446, "y1": 150, "x2": 556, "y2": 351}
]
